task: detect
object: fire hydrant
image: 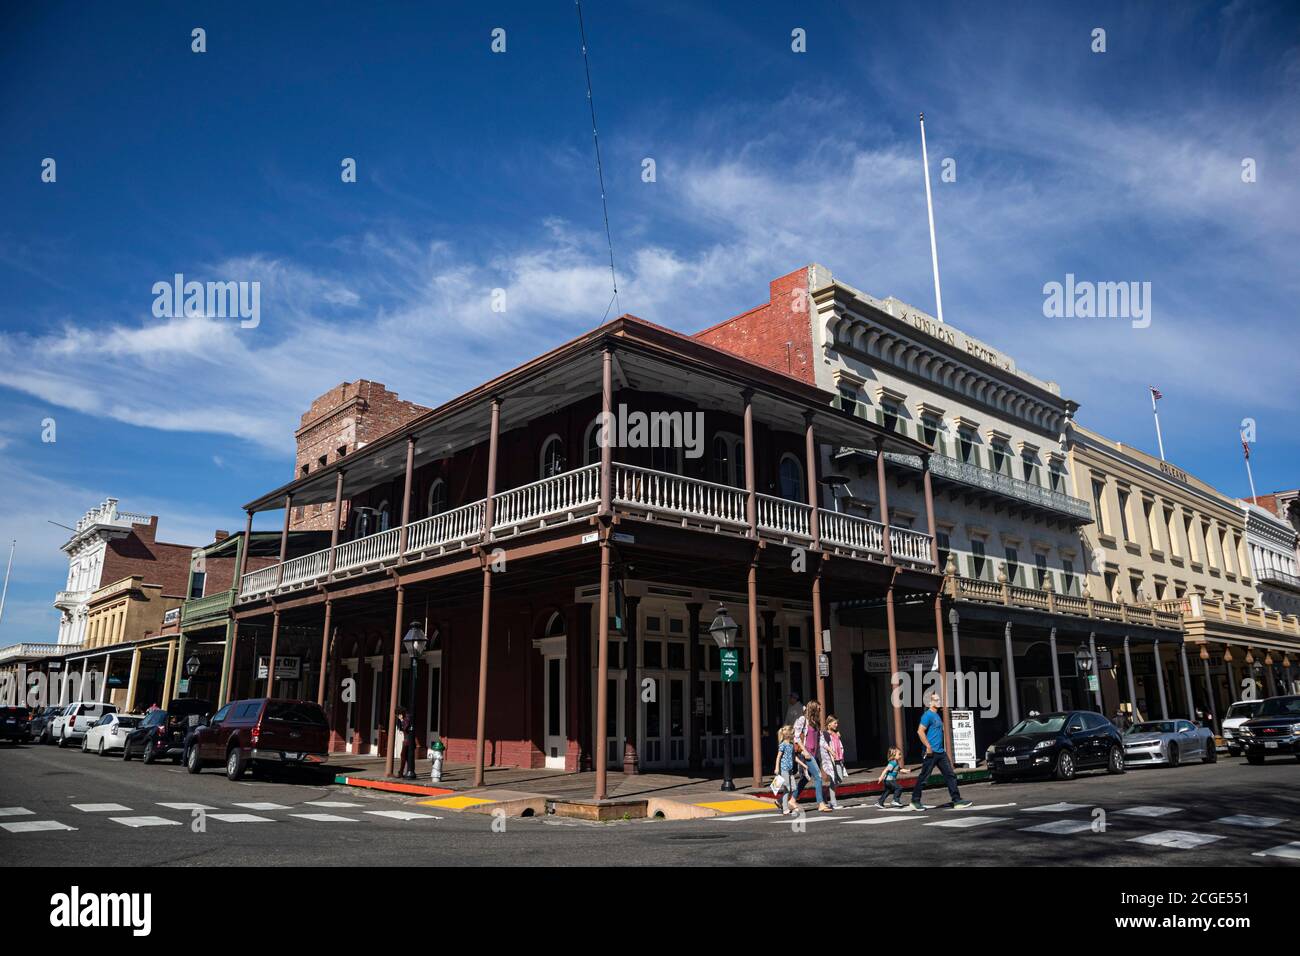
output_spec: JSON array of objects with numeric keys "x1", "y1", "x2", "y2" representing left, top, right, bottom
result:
[{"x1": 430, "y1": 738, "x2": 445, "y2": 782}]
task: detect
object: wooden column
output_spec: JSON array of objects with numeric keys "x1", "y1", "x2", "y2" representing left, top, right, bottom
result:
[
  {"x1": 875, "y1": 438, "x2": 892, "y2": 562},
  {"x1": 384, "y1": 583, "x2": 405, "y2": 777},
  {"x1": 742, "y1": 390, "x2": 756, "y2": 534},
  {"x1": 473, "y1": 395, "x2": 503, "y2": 788},
  {"x1": 266, "y1": 609, "x2": 281, "y2": 696},
  {"x1": 812, "y1": 563, "x2": 826, "y2": 707},
  {"x1": 922, "y1": 456, "x2": 939, "y2": 567},
  {"x1": 316, "y1": 599, "x2": 332, "y2": 705},
  {"x1": 622, "y1": 595, "x2": 641, "y2": 774},
  {"x1": 761, "y1": 608, "x2": 778, "y2": 735},
  {"x1": 884, "y1": 577, "x2": 903, "y2": 752},
  {"x1": 1089, "y1": 632, "x2": 1103, "y2": 712},
  {"x1": 804, "y1": 412, "x2": 820, "y2": 545},
  {"x1": 686, "y1": 600, "x2": 703, "y2": 773},
  {"x1": 745, "y1": 559, "x2": 762, "y2": 786},
  {"x1": 224, "y1": 619, "x2": 241, "y2": 706},
  {"x1": 236, "y1": 510, "x2": 253, "y2": 589},
  {"x1": 924, "y1": 455, "x2": 951, "y2": 752},
  {"x1": 328, "y1": 470, "x2": 344, "y2": 574},
  {"x1": 398, "y1": 435, "x2": 415, "y2": 560},
  {"x1": 594, "y1": 347, "x2": 615, "y2": 799},
  {"x1": 275, "y1": 495, "x2": 293, "y2": 588}
]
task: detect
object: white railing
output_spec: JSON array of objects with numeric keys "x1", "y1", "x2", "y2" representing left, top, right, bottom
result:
[
  {"x1": 333, "y1": 527, "x2": 401, "y2": 574},
  {"x1": 612, "y1": 464, "x2": 747, "y2": 528},
  {"x1": 890, "y1": 527, "x2": 935, "y2": 565},
  {"x1": 491, "y1": 463, "x2": 601, "y2": 534},
  {"x1": 406, "y1": 499, "x2": 487, "y2": 554},
  {"x1": 818, "y1": 509, "x2": 886, "y2": 556},
  {"x1": 756, "y1": 493, "x2": 812, "y2": 541},
  {"x1": 239, "y1": 564, "x2": 280, "y2": 599},
  {"x1": 278, "y1": 548, "x2": 330, "y2": 588}
]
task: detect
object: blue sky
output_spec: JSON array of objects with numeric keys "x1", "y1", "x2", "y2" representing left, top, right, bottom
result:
[{"x1": 1, "y1": 0, "x2": 1297, "y2": 645}]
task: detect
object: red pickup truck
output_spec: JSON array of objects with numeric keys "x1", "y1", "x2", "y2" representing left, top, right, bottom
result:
[{"x1": 184, "y1": 698, "x2": 330, "y2": 781}]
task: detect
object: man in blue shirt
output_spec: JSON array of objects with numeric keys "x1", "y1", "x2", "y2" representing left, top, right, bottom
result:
[{"x1": 911, "y1": 692, "x2": 972, "y2": 810}]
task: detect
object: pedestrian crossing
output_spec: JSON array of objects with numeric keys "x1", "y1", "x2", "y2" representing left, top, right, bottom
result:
[
  {"x1": 0, "y1": 799, "x2": 443, "y2": 834},
  {"x1": 707, "y1": 798, "x2": 1300, "y2": 862}
]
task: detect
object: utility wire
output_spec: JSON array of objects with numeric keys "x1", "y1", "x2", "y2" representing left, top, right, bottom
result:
[{"x1": 576, "y1": 0, "x2": 619, "y2": 321}]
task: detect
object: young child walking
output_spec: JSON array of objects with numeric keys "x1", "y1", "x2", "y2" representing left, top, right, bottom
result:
[
  {"x1": 823, "y1": 715, "x2": 846, "y2": 810},
  {"x1": 773, "y1": 725, "x2": 802, "y2": 814},
  {"x1": 876, "y1": 747, "x2": 907, "y2": 808}
]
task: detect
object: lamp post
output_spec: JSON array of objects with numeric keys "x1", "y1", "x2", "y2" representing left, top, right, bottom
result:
[
  {"x1": 708, "y1": 603, "x2": 739, "y2": 792},
  {"x1": 183, "y1": 655, "x2": 200, "y2": 698},
  {"x1": 400, "y1": 623, "x2": 430, "y2": 779}
]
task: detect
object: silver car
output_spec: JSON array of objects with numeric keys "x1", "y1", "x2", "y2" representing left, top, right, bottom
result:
[{"x1": 1122, "y1": 719, "x2": 1217, "y2": 767}]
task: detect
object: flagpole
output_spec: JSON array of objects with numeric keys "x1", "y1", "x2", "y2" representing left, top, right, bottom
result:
[
  {"x1": 1150, "y1": 389, "x2": 1166, "y2": 460},
  {"x1": 0, "y1": 540, "x2": 14, "y2": 636},
  {"x1": 919, "y1": 112, "x2": 944, "y2": 324},
  {"x1": 1243, "y1": 444, "x2": 1258, "y2": 501}
]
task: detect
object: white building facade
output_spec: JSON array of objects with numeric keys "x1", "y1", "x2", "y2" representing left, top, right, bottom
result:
[
  {"x1": 54, "y1": 499, "x2": 152, "y2": 647},
  {"x1": 1244, "y1": 502, "x2": 1300, "y2": 617}
]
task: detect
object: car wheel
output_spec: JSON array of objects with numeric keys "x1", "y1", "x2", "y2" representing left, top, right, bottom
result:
[
  {"x1": 97, "y1": 739, "x2": 106, "y2": 756},
  {"x1": 57, "y1": 731, "x2": 68, "y2": 748},
  {"x1": 1168, "y1": 743, "x2": 1180, "y2": 768},
  {"x1": 1246, "y1": 753, "x2": 1265, "y2": 765},
  {"x1": 991, "y1": 772, "x2": 1009, "y2": 784},
  {"x1": 1107, "y1": 745, "x2": 1125, "y2": 774},
  {"x1": 185, "y1": 745, "x2": 202, "y2": 774},
  {"x1": 81, "y1": 736, "x2": 89, "y2": 753},
  {"x1": 122, "y1": 741, "x2": 132, "y2": 761},
  {"x1": 226, "y1": 747, "x2": 247, "y2": 781},
  {"x1": 142, "y1": 745, "x2": 155, "y2": 765},
  {"x1": 1203, "y1": 742, "x2": 1217, "y2": 764},
  {"x1": 1053, "y1": 750, "x2": 1076, "y2": 781}
]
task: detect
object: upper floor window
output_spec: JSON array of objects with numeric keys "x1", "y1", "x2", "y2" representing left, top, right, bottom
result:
[
  {"x1": 189, "y1": 571, "x2": 206, "y2": 599},
  {"x1": 1022, "y1": 453, "x2": 1039, "y2": 485},
  {"x1": 920, "y1": 415, "x2": 941, "y2": 448},
  {"x1": 1005, "y1": 546, "x2": 1020, "y2": 586},
  {"x1": 990, "y1": 441, "x2": 1011, "y2": 476},
  {"x1": 540, "y1": 435, "x2": 566, "y2": 478},
  {"x1": 377, "y1": 501, "x2": 391, "y2": 533},
  {"x1": 427, "y1": 478, "x2": 447, "y2": 517},
  {"x1": 584, "y1": 419, "x2": 603, "y2": 465},
  {"x1": 1048, "y1": 465, "x2": 1065, "y2": 493},
  {"x1": 971, "y1": 538, "x2": 987, "y2": 580},
  {"x1": 1034, "y1": 553, "x2": 1048, "y2": 589},
  {"x1": 837, "y1": 386, "x2": 859, "y2": 416},
  {"x1": 936, "y1": 530, "x2": 952, "y2": 570},
  {"x1": 1062, "y1": 558, "x2": 1077, "y2": 596},
  {"x1": 651, "y1": 444, "x2": 682, "y2": 475},
  {"x1": 958, "y1": 428, "x2": 977, "y2": 465},
  {"x1": 1091, "y1": 480, "x2": 1107, "y2": 535},
  {"x1": 778, "y1": 453, "x2": 805, "y2": 503},
  {"x1": 880, "y1": 401, "x2": 900, "y2": 434},
  {"x1": 711, "y1": 433, "x2": 744, "y2": 488},
  {"x1": 1117, "y1": 489, "x2": 1132, "y2": 542}
]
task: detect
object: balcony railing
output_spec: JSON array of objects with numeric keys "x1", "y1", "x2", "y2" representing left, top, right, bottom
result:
[
  {"x1": 334, "y1": 527, "x2": 401, "y2": 575},
  {"x1": 239, "y1": 565, "x2": 280, "y2": 600},
  {"x1": 181, "y1": 589, "x2": 234, "y2": 624},
  {"x1": 756, "y1": 493, "x2": 812, "y2": 542},
  {"x1": 492, "y1": 463, "x2": 600, "y2": 537},
  {"x1": 406, "y1": 500, "x2": 486, "y2": 556},
  {"x1": 612, "y1": 464, "x2": 748, "y2": 529},
  {"x1": 54, "y1": 589, "x2": 91, "y2": 609},
  {"x1": 1259, "y1": 568, "x2": 1300, "y2": 591},
  {"x1": 279, "y1": 548, "x2": 331, "y2": 588},
  {"x1": 950, "y1": 576, "x2": 1183, "y2": 630},
  {"x1": 818, "y1": 509, "x2": 886, "y2": 557}
]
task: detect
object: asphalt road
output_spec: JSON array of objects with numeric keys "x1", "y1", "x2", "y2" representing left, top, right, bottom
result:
[{"x1": 3, "y1": 740, "x2": 1299, "y2": 866}]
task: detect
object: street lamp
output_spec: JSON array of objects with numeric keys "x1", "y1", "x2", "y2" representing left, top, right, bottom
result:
[
  {"x1": 186, "y1": 655, "x2": 200, "y2": 678},
  {"x1": 819, "y1": 474, "x2": 852, "y2": 513},
  {"x1": 400, "y1": 623, "x2": 430, "y2": 779},
  {"x1": 708, "y1": 603, "x2": 739, "y2": 792}
]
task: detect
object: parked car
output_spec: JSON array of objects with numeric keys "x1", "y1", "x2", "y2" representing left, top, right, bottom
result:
[
  {"x1": 1221, "y1": 699, "x2": 1265, "y2": 756},
  {"x1": 1122, "y1": 719, "x2": 1217, "y2": 767},
  {"x1": 986, "y1": 710, "x2": 1125, "y2": 781},
  {"x1": 54, "y1": 701, "x2": 119, "y2": 747},
  {"x1": 185, "y1": 698, "x2": 330, "y2": 781},
  {"x1": 1237, "y1": 695, "x2": 1300, "y2": 764},
  {"x1": 82, "y1": 712, "x2": 142, "y2": 755},
  {"x1": 122, "y1": 699, "x2": 213, "y2": 764},
  {"x1": 29, "y1": 705, "x2": 65, "y2": 744},
  {"x1": 48, "y1": 703, "x2": 75, "y2": 742},
  {"x1": 0, "y1": 705, "x2": 31, "y2": 743}
]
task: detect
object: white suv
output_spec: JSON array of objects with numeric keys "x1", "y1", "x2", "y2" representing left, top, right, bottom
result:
[
  {"x1": 1222, "y1": 699, "x2": 1265, "y2": 755},
  {"x1": 55, "y1": 701, "x2": 119, "y2": 747}
]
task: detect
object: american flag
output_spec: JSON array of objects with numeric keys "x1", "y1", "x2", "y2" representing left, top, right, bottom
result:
[
  {"x1": 1149, "y1": 386, "x2": 1163, "y2": 401},
  {"x1": 1242, "y1": 439, "x2": 1251, "y2": 460}
]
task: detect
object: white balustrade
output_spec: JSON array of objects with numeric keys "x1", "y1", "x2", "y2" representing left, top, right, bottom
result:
[
  {"x1": 239, "y1": 564, "x2": 280, "y2": 599},
  {"x1": 818, "y1": 509, "x2": 886, "y2": 556},
  {"x1": 491, "y1": 463, "x2": 600, "y2": 532},
  {"x1": 406, "y1": 500, "x2": 487, "y2": 554},
  {"x1": 756, "y1": 493, "x2": 812, "y2": 540},
  {"x1": 612, "y1": 464, "x2": 747, "y2": 527},
  {"x1": 889, "y1": 527, "x2": 935, "y2": 565},
  {"x1": 278, "y1": 548, "x2": 330, "y2": 588},
  {"x1": 332, "y1": 527, "x2": 401, "y2": 574}
]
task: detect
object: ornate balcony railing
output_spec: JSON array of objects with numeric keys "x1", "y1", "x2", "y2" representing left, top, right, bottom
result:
[
  {"x1": 333, "y1": 527, "x2": 401, "y2": 575},
  {"x1": 890, "y1": 526, "x2": 935, "y2": 565},
  {"x1": 406, "y1": 500, "x2": 486, "y2": 556},
  {"x1": 239, "y1": 565, "x2": 280, "y2": 600},
  {"x1": 818, "y1": 509, "x2": 886, "y2": 557},
  {"x1": 279, "y1": 548, "x2": 331, "y2": 588},
  {"x1": 54, "y1": 589, "x2": 91, "y2": 609},
  {"x1": 612, "y1": 464, "x2": 748, "y2": 529},
  {"x1": 950, "y1": 576, "x2": 1183, "y2": 630},
  {"x1": 492, "y1": 463, "x2": 600, "y2": 537},
  {"x1": 1259, "y1": 568, "x2": 1300, "y2": 591},
  {"x1": 181, "y1": 588, "x2": 234, "y2": 624},
  {"x1": 756, "y1": 493, "x2": 812, "y2": 542}
]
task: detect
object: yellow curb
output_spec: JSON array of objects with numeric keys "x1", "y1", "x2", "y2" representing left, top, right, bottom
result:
[
  {"x1": 695, "y1": 798, "x2": 774, "y2": 813},
  {"x1": 418, "y1": 796, "x2": 498, "y2": 810}
]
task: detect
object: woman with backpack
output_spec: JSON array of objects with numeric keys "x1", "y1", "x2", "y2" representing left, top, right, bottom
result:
[{"x1": 791, "y1": 700, "x2": 832, "y2": 813}]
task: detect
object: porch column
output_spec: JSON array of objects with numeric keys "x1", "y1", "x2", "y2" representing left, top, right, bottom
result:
[
  {"x1": 1224, "y1": 649, "x2": 1238, "y2": 709},
  {"x1": 327, "y1": 470, "x2": 345, "y2": 574},
  {"x1": 235, "y1": 510, "x2": 253, "y2": 592},
  {"x1": 266, "y1": 609, "x2": 281, "y2": 696},
  {"x1": 1264, "y1": 654, "x2": 1279, "y2": 697},
  {"x1": 1003, "y1": 622, "x2": 1019, "y2": 726},
  {"x1": 875, "y1": 437, "x2": 892, "y2": 562},
  {"x1": 474, "y1": 395, "x2": 503, "y2": 788},
  {"x1": 224, "y1": 619, "x2": 241, "y2": 706},
  {"x1": 1088, "y1": 632, "x2": 1103, "y2": 712},
  {"x1": 1200, "y1": 647, "x2": 1219, "y2": 733},
  {"x1": 621, "y1": 595, "x2": 640, "y2": 775},
  {"x1": 1153, "y1": 639, "x2": 1170, "y2": 719},
  {"x1": 761, "y1": 609, "x2": 778, "y2": 735},
  {"x1": 594, "y1": 347, "x2": 614, "y2": 800},
  {"x1": 98, "y1": 651, "x2": 112, "y2": 702},
  {"x1": 397, "y1": 435, "x2": 415, "y2": 560},
  {"x1": 1049, "y1": 626, "x2": 1063, "y2": 712},
  {"x1": 804, "y1": 411, "x2": 820, "y2": 546},
  {"x1": 934, "y1": 594, "x2": 952, "y2": 755},
  {"x1": 1122, "y1": 635, "x2": 1138, "y2": 723},
  {"x1": 161, "y1": 639, "x2": 177, "y2": 708},
  {"x1": 949, "y1": 608, "x2": 964, "y2": 708},
  {"x1": 745, "y1": 559, "x2": 762, "y2": 786},
  {"x1": 885, "y1": 575, "x2": 904, "y2": 753},
  {"x1": 384, "y1": 583, "x2": 405, "y2": 777},
  {"x1": 216, "y1": 618, "x2": 234, "y2": 705},
  {"x1": 125, "y1": 646, "x2": 142, "y2": 712},
  {"x1": 742, "y1": 389, "x2": 756, "y2": 534},
  {"x1": 317, "y1": 599, "x2": 333, "y2": 705},
  {"x1": 812, "y1": 562, "x2": 826, "y2": 707},
  {"x1": 1179, "y1": 643, "x2": 1196, "y2": 721},
  {"x1": 922, "y1": 455, "x2": 939, "y2": 567},
  {"x1": 275, "y1": 494, "x2": 293, "y2": 588},
  {"x1": 686, "y1": 600, "x2": 703, "y2": 773}
]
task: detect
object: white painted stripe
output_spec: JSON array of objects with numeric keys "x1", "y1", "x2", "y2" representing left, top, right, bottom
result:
[
  {"x1": 304, "y1": 801, "x2": 365, "y2": 808},
  {"x1": 768, "y1": 813, "x2": 842, "y2": 823},
  {"x1": 1021, "y1": 802, "x2": 1090, "y2": 813},
  {"x1": 111, "y1": 816, "x2": 182, "y2": 828},
  {"x1": 959, "y1": 802, "x2": 1017, "y2": 811},
  {"x1": 1128, "y1": 830, "x2": 1224, "y2": 850},
  {"x1": 1253, "y1": 842, "x2": 1300, "y2": 861},
  {"x1": 364, "y1": 810, "x2": 441, "y2": 821},
  {"x1": 924, "y1": 816, "x2": 1010, "y2": 829},
  {"x1": 1021, "y1": 819, "x2": 1095, "y2": 835},
  {"x1": 206, "y1": 813, "x2": 274, "y2": 823},
  {"x1": 1216, "y1": 814, "x2": 1286, "y2": 828},
  {"x1": 233, "y1": 802, "x2": 291, "y2": 811},
  {"x1": 71, "y1": 803, "x2": 131, "y2": 813},
  {"x1": 157, "y1": 803, "x2": 216, "y2": 811},
  {"x1": 1, "y1": 820, "x2": 77, "y2": 833},
  {"x1": 711, "y1": 812, "x2": 782, "y2": 822},
  {"x1": 840, "y1": 816, "x2": 918, "y2": 826},
  {"x1": 0, "y1": 807, "x2": 34, "y2": 817},
  {"x1": 1116, "y1": 806, "x2": 1182, "y2": 818},
  {"x1": 290, "y1": 813, "x2": 357, "y2": 823}
]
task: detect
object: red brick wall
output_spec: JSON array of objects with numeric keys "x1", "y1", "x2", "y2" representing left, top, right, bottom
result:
[
  {"x1": 694, "y1": 267, "x2": 817, "y2": 385},
  {"x1": 99, "y1": 517, "x2": 194, "y2": 598}
]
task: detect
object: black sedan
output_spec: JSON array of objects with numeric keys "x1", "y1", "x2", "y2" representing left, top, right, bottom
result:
[
  {"x1": 1237, "y1": 695, "x2": 1300, "y2": 764},
  {"x1": 122, "y1": 699, "x2": 213, "y2": 763},
  {"x1": 986, "y1": 710, "x2": 1125, "y2": 781},
  {"x1": 0, "y1": 706, "x2": 30, "y2": 743}
]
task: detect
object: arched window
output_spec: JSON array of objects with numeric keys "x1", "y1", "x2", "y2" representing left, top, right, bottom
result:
[
  {"x1": 540, "y1": 434, "x2": 566, "y2": 478},
  {"x1": 545, "y1": 611, "x2": 565, "y2": 638},
  {"x1": 376, "y1": 500, "x2": 391, "y2": 533},
  {"x1": 584, "y1": 418, "x2": 603, "y2": 465},
  {"x1": 712, "y1": 432, "x2": 744, "y2": 488},
  {"x1": 650, "y1": 444, "x2": 682, "y2": 475},
  {"x1": 778, "y1": 454, "x2": 804, "y2": 502},
  {"x1": 426, "y1": 478, "x2": 447, "y2": 517}
]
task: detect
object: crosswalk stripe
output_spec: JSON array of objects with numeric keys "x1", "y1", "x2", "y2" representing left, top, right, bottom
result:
[
  {"x1": 206, "y1": 813, "x2": 274, "y2": 823},
  {"x1": 0, "y1": 807, "x2": 34, "y2": 817},
  {"x1": 1022, "y1": 802, "x2": 1090, "y2": 813},
  {"x1": 924, "y1": 816, "x2": 1010, "y2": 828},
  {"x1": 1252, "y1": 842, "x2": 1300, "y2": 861},
  {"x1": 290, "y1": 813, "x2": 357, "y2": 823},
  {"x1": 1, "y1": 820, "x2": 77, "y2": 833},
  {"x1": 712, "y1": 812, "x2": 781, "y2": 822},
  {"x1": 1128, "y1": 830, "x2": 1224, "y2": 850},
  {"x1": 157, "y1": 802, "x2": 216, "y2": 811},
  {"x1": 840, "y1": 816, "x2": 917, "y2": 826},
  {"x1": 304, "y1": 801, "x2": 365, "y2": 808},
  {"x1": 233, "y1": 802, "x2": 291, "y2": 811},
  {"x1": 111, "y1": 816, "x2": 182, "y2": 828},
  {"x1": 1116, "y1": 806, "x2": 1182, "y2": 818},
  {"x1": 1216, "y1": 815, "x2": 1286, "y2": 828},
  {"x1": 364, "y1": 810, "x2": 441, "y2": 821},
  {"x1": 1021, "y1": 819, "x2": 1095, "y2": 835},
  {"x1": 71, "y1": 803, "x2": 131, "y2": 813}
]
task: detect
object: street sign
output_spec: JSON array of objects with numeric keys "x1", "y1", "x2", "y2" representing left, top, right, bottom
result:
[
  {"x1": 821, "y1": 629, "x2": 832, "y2": 653},
  {"x1": 951, "y1": 709, "x2": 977, "y2": 768},
  {"x1": 817, "y1": 654, "x2": 830, "y2": 677},
  {"x1": 177, "y1": 678, "x2": 190, "y2": 693},
  {"x1": 1087, "y1": 674, "x2": 1099, "y2": 691},
  {"x1": 720, "y1": 647, "x2": 740, "y2": 683}
]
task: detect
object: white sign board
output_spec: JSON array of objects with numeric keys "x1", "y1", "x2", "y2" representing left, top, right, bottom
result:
[
  {"x1": 951, "y1": 709, "x2": 977, "y2": 769},
  {"x1": 257, "y1": 655, "x2": 301, "y2": 680},
  {"x1": 864, "y1": 649, "x2": 937, "y2": 674}
]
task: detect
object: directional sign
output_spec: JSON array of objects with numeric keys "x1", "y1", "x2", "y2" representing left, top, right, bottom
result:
[
  {"x1": 817, "y1": 654, "x2": 830, "y2": 677},
  {"x1": 720, "y1": 648, "x2": 740, "y2": 683}
]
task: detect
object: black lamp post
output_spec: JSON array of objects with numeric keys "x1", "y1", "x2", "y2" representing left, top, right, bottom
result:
[
  {"x1": 708, "y1": 603, "x2": 739, "y2": 792},
  {"x1": 400, "y1": 623, "x2": 429, "y2": 779}
]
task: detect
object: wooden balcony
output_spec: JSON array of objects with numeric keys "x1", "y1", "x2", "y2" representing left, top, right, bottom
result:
[{"x1": 947, "y1": 574, "x2": 1184, "y2": 631}]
